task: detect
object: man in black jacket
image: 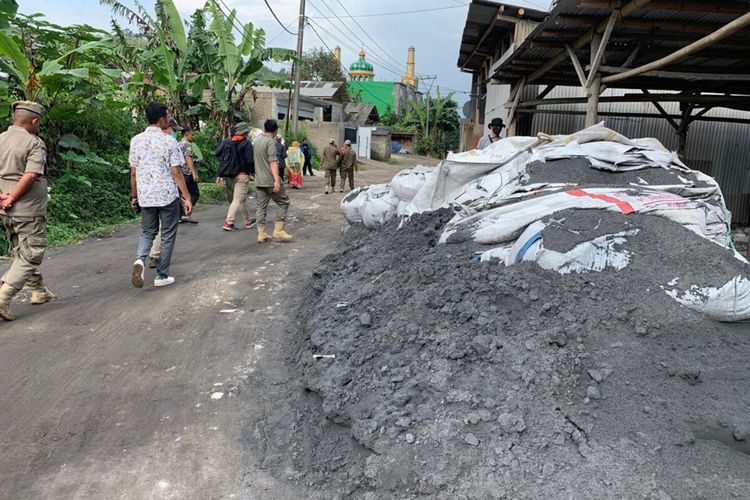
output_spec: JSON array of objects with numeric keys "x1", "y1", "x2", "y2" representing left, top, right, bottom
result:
[{"x1": 215, "y1": 122, "x2": 255, "y2": 231}]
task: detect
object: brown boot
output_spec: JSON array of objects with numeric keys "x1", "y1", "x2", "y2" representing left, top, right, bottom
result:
[
  {"x1": 0, "y1": 282, "x2": 18, "y2": 321},
  {"x1": 272, "y1": 221, "x2": 293, "y2": 241},
  {"x1": 30, "y1": 286, "x2": 57, "y2": 305},
  {"x1": 257, "y1": 225, "x2": 271, "y2": 243}
]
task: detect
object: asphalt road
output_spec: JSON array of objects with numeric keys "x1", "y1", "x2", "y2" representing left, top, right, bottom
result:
[{"x1": 0, "y1": 156, "x2": 429, "y2": 500}]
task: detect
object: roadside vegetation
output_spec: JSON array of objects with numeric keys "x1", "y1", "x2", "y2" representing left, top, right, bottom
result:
[{"x1": 0, "y1": 0, "x2": 292, "y2": 252}]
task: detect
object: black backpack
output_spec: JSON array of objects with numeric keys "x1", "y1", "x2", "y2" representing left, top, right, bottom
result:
[{"x1": 216, "y1": 139, "x2": 254, "y2": 177}]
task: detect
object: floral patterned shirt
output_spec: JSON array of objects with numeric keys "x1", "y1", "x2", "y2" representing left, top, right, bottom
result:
[{"x1": 129, "y1": 126, "x2": 183, "y2": 207}]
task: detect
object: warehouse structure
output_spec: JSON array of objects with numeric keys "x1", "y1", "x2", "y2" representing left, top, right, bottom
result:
[{"x1": 459, "y1": 0, "x2": 750, "y2": 222}]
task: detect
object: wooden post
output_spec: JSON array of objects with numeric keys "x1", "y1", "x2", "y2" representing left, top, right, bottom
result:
[
  {"x1": 585, "y1": 33, "x2": 602, "y2": 127},
  {"x1": 507, "y1": 78, "x2": 526, "y2": 136},
  {"x1": 676, "y1": 102, "x2": 695, "y2": 158}
]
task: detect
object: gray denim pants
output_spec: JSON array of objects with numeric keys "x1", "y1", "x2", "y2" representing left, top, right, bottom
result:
[{"x1": 136, "y1": 198, "x2": 180, "y2": 277}]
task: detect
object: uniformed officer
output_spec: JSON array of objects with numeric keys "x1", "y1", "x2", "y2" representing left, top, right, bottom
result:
[{"x1": 0, "y1": 101, "x2": 55, "y2": 321}]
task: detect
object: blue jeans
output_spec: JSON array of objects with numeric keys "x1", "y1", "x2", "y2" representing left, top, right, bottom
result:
[{"x1": 136, "y1": 198, "x2": 180, "y2": 277}]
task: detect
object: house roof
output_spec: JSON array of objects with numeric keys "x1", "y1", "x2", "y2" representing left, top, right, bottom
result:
[
  {"x1": 457, "y1": 1, "x2": 548, "y2": 73},
  {"x1": 344, "y1": 102, "x2": 380, "y2": 124},
  {"x1": 491, "y1": 0, "x2": 750, "y2": 95},
  {"x1": 298, "y1": 81, "x2": 349, "y2": 101}
]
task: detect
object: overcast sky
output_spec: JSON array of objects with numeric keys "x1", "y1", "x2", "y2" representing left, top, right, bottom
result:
[{"x1": 21, "y1": 0, "x2": 552, "y2": 115}]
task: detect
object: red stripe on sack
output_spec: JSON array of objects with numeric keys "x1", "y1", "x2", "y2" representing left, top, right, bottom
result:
[{"x1": 566, "y1": 189, "x2": 636, "y2": 214}]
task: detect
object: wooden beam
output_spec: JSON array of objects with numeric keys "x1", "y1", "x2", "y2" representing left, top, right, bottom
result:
[
  {"x1": 622, "y1": 43, "x2": 641, "y2": 67},
  {"x1": 603, "y1": 11, "x2": 750, "y2": 84},
  {"x1": 642, "y1": 89, "x2": 679, "y2": 129},
  {"x1": 557, "y1": 16, "x2": 726, "y2": 35},
  {"x1": 586, "y1": 33, "x2": 603, "y2": 126},
  {"x1": 460, "y1": 5, "x2": 505, "y2": 71},
  {"x1": 536, "y1": 85, "x2": 556, "y2": 100},
  {"x1": 527, "y1": 0, "x2": 653, "y2": 83},
  {"x1": 515, "y1": 108, "x2": 750, "y2": 125},
  {"x1": 585, "y1": 10, "x2": 619, "y2": 88},
  {"x1": 597, "y1": 65, "x2": 750, "y2": 82},
  {"x1": 565, "y1": 45, "x2": 588, "y2": 87},
  {"x1": 516, "y1": 94, "x2": 750, "y2": 108},
  {"x1": 507, "y1": 77, "x2": 526, "y2": 135},
  {"x1": 578, "y1": 0, "x2": 750, "y2": 13}
]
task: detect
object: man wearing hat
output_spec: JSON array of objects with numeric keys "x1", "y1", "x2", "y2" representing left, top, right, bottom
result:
[
  {"x1": 321, "y1": 139, "x2": 340, "y2": 194},
  {"x1": 338, "y1": 139, "x2": 357, "y2": 193},
  {"x1": 214, "y1": 121, "x2": 255, "y2": 232},
  {"x1": 477, "y1": 117, "x2": 505, "y2": 150},
  {"x1": 0, "y1": 101, "x2": 56, "y2": 320}
]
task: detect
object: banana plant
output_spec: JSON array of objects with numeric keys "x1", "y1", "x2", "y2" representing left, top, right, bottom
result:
[
  {"x1": 206, "y1": 0, "x2": 294, "y2": 135},
  {"x1": 0, "y1": 12, "x2": 118, "y2": 107},
  {"x1": 99, "y1": 0, "x2": 197, "y2": 121}
]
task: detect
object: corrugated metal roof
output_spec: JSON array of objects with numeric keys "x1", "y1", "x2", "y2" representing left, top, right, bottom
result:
[
  {"x1": 494, "y1": 0, "x2": 750, "y2": 94},
  {"x1": 524, "y1": 85, "x2": 750, "y2": 224},
  {"x1": 457, "y1": 0, "x2": 549, "y2": 72}
]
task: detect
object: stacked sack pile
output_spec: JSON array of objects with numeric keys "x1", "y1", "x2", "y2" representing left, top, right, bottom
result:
[{"x1": 342, "y1": 124, "x2": 750, "y2": 321}]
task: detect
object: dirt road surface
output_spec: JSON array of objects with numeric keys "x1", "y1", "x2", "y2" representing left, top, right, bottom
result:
[{"x1": 0, "y1": 156, "x2": 433, "y2": 500}]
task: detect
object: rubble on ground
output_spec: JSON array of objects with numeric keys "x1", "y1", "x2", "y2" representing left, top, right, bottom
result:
[{"x1": 292, "y1": 126, "x2": 750, "y2": 498}]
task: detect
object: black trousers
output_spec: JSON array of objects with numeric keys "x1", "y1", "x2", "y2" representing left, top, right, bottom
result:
[
  {"x1": 180, "y1": 174, "x2": 200, "y2": 217},
  {"x1": 303, "y1": 157, "x2": 313, "y2": 176}
]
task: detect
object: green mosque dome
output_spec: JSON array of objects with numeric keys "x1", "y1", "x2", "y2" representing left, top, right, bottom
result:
[{"x1": 349, "y1": 50, "x2": 374, "y2": 81}]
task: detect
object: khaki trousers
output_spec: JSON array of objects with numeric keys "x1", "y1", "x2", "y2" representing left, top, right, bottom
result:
[
  {"x1": 255, "y1": 185, "x2": 290, "y2": 225},
  {"x1": 1, "y1": 215, "x2": 47, "y2": 291},
  {"x1": 340, "y1": 168, "x2": 354, "y2": 191},
  {"x1": 324, "y1": 168, "x2": 337, "y2": 189},
  {"x1": 225, "y1": 174, "x2": 254, "y2": 224}
]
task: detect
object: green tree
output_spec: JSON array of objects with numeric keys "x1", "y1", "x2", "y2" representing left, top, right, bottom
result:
[
  {"x1": 299, "y1": 47, "x2": 345, "y2": 81},
  {"x1": 205, "y1": 0, "x2": 293, "y2": 135},
  {"x1": 402, "y1": 90, "x2": 460, "y2": 157}
]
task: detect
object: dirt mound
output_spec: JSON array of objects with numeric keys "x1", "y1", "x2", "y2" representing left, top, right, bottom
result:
[{"x1": 293, "y1": 208, "x2": 750, "y2": 499}]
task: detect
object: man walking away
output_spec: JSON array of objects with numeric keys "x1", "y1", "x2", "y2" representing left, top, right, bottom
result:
[
  {"x1": 321, "y1": 139, "x2": 340, "y2": 195},
  {"x1": 254, "y1": 119, "x2": 292, "y2": 243},
  {"x1": 300, "y1": 138, "x2": 314, "y2": 176},
  {"x1": 339, "y1": 139, "x2": 357, "y2": 193},
  {"x1": 215, "y1": 122, "x2": 255, "y2": 232},
  {"x1": 477, "y1": 117, "x2": 505, "y2": 150},
  {"x1": 275, "y1": 135, "x2": 287, "y2": 182},
  {"x1": 179, "y1": 126, "x2": 200, "y2": 223},
  {"x1": 130, "y1": 102, "x2": 193, "y2": 288},
  {"x1": 148, "y1": 117, "x2": 186, "y2": 268},
  {"x1": 0, "y1": 101, "x2": 55, "y2": 320}
]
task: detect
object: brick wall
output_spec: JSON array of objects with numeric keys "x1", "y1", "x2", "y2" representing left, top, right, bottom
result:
[{"x1": 303, "y1": 122, "x2": 345, "y2": 154}]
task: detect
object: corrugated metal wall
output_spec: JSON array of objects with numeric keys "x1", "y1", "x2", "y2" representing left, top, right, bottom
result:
[{"x1": 527, "y1": 86, "x2": 750, "y2": 224}]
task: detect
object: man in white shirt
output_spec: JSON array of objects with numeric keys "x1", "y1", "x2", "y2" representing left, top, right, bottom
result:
[
  {"x1": 477, "y1": 117, "x2": 505, "y2": 150},
  {"x1": 129, "y1": 102, "x2": 192, "y2": 288}
]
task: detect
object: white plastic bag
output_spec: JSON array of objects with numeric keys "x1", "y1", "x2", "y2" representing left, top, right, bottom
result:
[
  {"x1": 665, "y1": 276, "x2": 750, "y2": 322},
  {"x1": 390, "y1": 166, "x2": 433, "y2": 203}
]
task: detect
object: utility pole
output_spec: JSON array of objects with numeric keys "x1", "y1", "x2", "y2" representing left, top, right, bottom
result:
[
  {"x1": 290, "y1": 0, "x2": 306, "y2": 134},
  {"x1": 419, "y1": 75, "x2": 437, "y2": 145}
]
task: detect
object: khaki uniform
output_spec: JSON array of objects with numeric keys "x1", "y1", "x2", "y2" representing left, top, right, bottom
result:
[
  {"x1": 338, "y1": 148, "x2": 357, "y2": 191},
  {"x1": 321, "y1": 145, "x2": 340, "y2": 190},
  {"x1": 0, "y1": 125, "x2": 49, "y2": 292}
]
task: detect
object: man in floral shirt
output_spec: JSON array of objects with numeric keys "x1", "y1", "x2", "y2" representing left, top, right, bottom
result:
[{"x1": 129, "y1": 102, "x2": 192, "y2": 288}]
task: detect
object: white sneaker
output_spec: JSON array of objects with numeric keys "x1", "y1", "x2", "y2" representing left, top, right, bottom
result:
[
  {"x1": 132, "y1": 259, "x2": 145, "y2": 288},
  {"x1": 154, "y1": 275, "x2": 175, "y2": 287}
]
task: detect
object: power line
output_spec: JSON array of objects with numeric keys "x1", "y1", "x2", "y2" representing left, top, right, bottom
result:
[
  {"x1": 307, "y1": 19, "x2": 404, "y2": 80},
  {"x1": 307, "y1": 4, "x2": 469, "y2": 19},
  {"x1": 263, "y1": 0, "x2": 297, "y2": 35},
  {"x1": 331, "y1": 0, "x2": 404, "y2": 70},
  {"x1": 267, "y1": 19, "x2": 297, "y2": 44},
  {"x1": 306, "y1": 18, "x2": 404, "y2": 79},
  {"x1": 307, "y1": 0, "x2": 405, "y2": 78},
  {"x1": 306, "y1": 21, "x2": 393, "y2": 109}
]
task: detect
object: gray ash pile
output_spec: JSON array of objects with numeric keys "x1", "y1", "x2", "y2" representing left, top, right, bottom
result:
[{"x1": 293, "y1": 208, "x2": 750, "y2": 499}]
